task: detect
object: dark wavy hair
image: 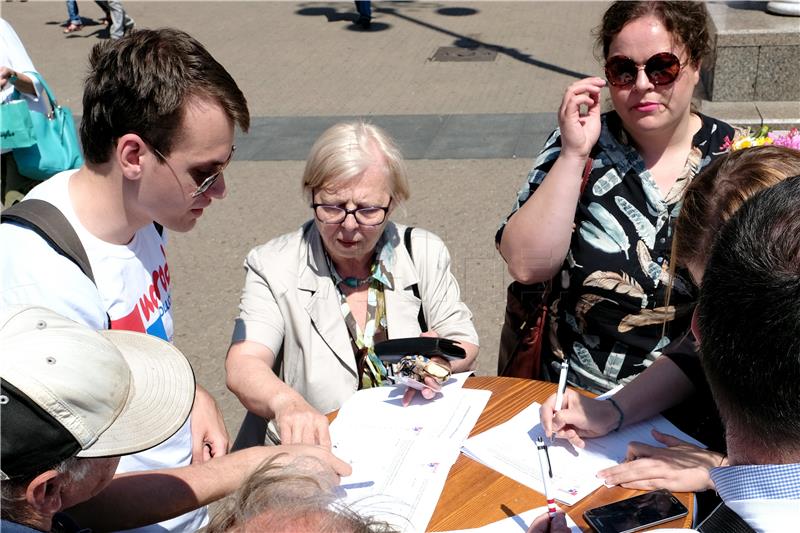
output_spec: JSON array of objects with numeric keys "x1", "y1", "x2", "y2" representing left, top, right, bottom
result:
[
  {"x1": 80, "y1": 28, "x2": 249, "y2": 164},
  {"x1": 595, "y1": 1, "x2": 712, "y2": 65}
]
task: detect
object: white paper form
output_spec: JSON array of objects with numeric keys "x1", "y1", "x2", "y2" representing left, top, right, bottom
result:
[
  {"x1": 438, "y1": 505, "x2": 581, "y2": 533},
  {"x1": 461, "y1": 402, "x2": 706, "y2": 506},
  {"x1": 332, "y1": 384, "x2": 491, "y2": 442},
  {"x1": 330, "y1": 385, "x2": 492, "y2": 532},
  {"x1": 333, "y1": 430, "x2": 463, "y2": 533}
]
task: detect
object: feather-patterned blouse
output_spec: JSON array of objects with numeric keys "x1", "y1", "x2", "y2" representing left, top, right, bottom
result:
[{"x1": 496, "y1": 111, "x2": 734, "y2": 393}]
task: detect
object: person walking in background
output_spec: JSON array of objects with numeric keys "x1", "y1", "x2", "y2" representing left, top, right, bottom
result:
[
  {"x1": 354, "y1": 1, "x2": 372, "y2": 28},
  {"x1": 63, "y1": 0, "x2": 83, "y2": 33},
  {"x1": 95, "y1": 1, "x2": 134, "y2": 39}
]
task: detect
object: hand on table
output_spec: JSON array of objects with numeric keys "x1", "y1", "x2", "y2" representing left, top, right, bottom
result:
[
  {"x1": 527, "y1": 511, "x2": 570, "y2": 533},
  {"x1": 540, "y1": 389, "x2": 620, "y2": 447},
  {"x1": 558, "y1": 77, "x2": 605, "y2": 161},
  {"x1": 402, "y1": 330, "x2": 447, "y2": 406},
  {"x1": 273, "y1": 394, "x2": 331, "y2": 447},
  {"x1": 597, "y1": 429, "x2": 722, "y2": 492},
  {"x1": 190, "y1": 385, "x2": 229, "y2": 463}
]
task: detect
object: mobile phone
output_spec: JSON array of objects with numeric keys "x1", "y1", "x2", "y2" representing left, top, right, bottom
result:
[{"x1": 584, "y1": 489, "x2": 688, "y2": 533}]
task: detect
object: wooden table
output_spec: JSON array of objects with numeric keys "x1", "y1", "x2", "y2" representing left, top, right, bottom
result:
[{"x1": 423, "y1": 376, "x2": 693, "y2": 531}]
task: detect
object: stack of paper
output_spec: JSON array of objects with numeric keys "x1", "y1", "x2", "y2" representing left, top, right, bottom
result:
[
  {"x1": 330, "y1": 373, "x2": 491, "y2": 533},
  {"x1": 462, "y1": 401, "x2": 706, "y2": 506}
]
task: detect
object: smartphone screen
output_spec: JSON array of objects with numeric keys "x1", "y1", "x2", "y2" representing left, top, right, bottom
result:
[{"x1": 584, "y1": 489, "x2": 688, "y2": 533}]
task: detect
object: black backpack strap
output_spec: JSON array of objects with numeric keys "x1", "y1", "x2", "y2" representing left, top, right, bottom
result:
[
  {"x1": 403, "y1": 226, "x2": 428, "y2": 332},
  {"x1": 1, "y1": 199, "x2": 96, "y2": 284},
  {"x1": 697, "y1": 502, "x2": 756, "y2": 533}
]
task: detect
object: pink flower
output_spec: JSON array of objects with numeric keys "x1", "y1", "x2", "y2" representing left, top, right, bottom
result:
[{"x1": 768, "y1": 128, "x2": 800, "y2": 151}]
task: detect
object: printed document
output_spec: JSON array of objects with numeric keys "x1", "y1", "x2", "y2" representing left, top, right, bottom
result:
[
  {"x1": 461, "y1": 401, "x2": 706, "y2": 506},
  {"x1": 330, "y1": 378, "x2": 490, "y2": 532}
]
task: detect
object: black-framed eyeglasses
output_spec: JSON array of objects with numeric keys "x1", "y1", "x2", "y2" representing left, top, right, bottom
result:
[
  {"x1": 150, "y1": 144, "x2": 236, "y2": 198},
  {"x1": 604, "y1": 52, "x2": 684, "y2": 88},
  {"x1": 311, "y1": 199, "x2": 392, "y2": 226}
]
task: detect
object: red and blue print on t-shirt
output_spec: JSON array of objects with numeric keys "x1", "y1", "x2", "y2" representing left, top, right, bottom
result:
[{"x1": 111, "y1": 252, "x2": 172, "y2": 341}]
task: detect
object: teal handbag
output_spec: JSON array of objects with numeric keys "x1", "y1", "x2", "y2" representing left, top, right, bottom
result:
[
  {"x1": 0, "y1": 97, "x2": 36, "y2": 150},
  {"x1": 12, "y1": 72, "x2": 83, "y2": 181}
]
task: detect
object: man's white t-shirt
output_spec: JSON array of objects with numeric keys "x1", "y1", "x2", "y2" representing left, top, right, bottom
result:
[{"x1": 0, "y1": 170, "x2": 207, "y2": 532}]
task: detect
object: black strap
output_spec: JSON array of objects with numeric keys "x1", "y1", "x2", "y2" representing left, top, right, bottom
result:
[
  {"x1": 2, "y1": 199, "x2": 96, "y2": 284},
  {"x1": 697, "y1": 502, "x2": 756, "y2": 533},
  {"x1": 403, "y1": 226, "x2": 428, "y2": 332}
]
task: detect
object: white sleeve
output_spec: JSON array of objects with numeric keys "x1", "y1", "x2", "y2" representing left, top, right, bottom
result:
[
  {"x1": 230, "y1": 246, "x2": 285, "y2": 355},
  {"x1": 0, "y1": 19, "x2": 47, "y2": 113},
  {"x1": 0, "y1": 223, "x2": 107, "y2": 330}
]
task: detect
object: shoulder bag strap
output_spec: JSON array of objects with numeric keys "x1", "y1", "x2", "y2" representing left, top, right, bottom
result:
[
  {"x1": 403, "y1": 226, "x2": 428, "y2": 332},
  {"x1": 23, "y1": 71, "x2": 56, "y2": 116},
  {"x1": 1, "y1": 199, "x2": 96, "y2": 284}
]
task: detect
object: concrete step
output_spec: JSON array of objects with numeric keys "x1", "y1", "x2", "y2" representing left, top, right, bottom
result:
[{"x1": 703, "y1": 1, "x2": 800, "y2": 103}]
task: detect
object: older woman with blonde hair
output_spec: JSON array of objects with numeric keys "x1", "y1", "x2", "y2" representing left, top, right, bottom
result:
[{"x1": 226, "y1": 122, "x2": 479, "y2": 448}]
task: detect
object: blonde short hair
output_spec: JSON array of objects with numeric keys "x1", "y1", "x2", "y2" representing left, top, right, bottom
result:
[{"x1": 302, "y1": 122, "x2": 410, "y2": 203}]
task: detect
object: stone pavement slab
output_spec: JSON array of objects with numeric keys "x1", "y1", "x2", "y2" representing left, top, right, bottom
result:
[
  {"x1": 3, "y1": 0, "x2": 797, "y2": 436},
  {"x1": 240, "y1": 112, "x2": 557, "y2": 160}
]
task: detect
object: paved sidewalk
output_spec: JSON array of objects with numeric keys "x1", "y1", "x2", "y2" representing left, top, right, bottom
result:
[{"x1": 3, "y1": 1, "x2": 797, "y2": 433}]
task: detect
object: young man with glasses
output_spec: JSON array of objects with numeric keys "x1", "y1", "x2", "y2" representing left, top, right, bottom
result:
[{"x1": 0, "y1": 28, "x2": 256, "y2": 532}]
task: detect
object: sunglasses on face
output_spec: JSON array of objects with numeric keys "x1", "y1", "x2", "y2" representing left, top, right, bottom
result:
[
  {"x1": 150, "y1": 144, "x2": 235, "y2": 198},
  {"x1": 604, "y1": 52, "x2": 684, "y2": 88}
]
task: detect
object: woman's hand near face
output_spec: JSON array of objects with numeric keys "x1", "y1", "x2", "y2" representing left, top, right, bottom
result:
[{"x1": 558, "y1": 77, "x2": 605, "y2": 161}]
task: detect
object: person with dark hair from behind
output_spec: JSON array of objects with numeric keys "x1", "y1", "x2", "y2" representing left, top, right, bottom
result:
[
  {"x1": 206, "y1": 455, "x2": 398, "y2": 533},
  {"x1": 529, "y1": 175, "x2": 800, "y2": 532},
  {"x1": 0, "y1": 28, "x2": 351, "y2": 532}
]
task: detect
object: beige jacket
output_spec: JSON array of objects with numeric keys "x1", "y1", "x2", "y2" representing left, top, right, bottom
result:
[{"x1": 232, "y1": 221, "x2": 479, "y2": 416}]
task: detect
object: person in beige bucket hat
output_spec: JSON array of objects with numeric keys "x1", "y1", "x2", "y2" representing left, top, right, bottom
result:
[
  {"x1": 0, "y1": 305, "x2": 195, "y2": 531},
  {"x1": 0, "y1": 306, "x2": 353, "y2": 532}
]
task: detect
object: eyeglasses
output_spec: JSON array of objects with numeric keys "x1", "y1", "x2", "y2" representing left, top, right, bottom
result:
[
  {"x1": 150, "y1": 144, "x2": 236, "y2": 198},
  {"x1": 311, "y1": 199, "x2": 392, "y2": 226},
  {"x1": 604, "y1": 52, "x2": 684, "y2": 88}
]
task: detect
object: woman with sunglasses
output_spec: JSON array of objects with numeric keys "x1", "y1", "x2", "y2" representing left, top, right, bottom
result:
[
  {"x1": 497, "y1": 1, "x2": 733, "y2": 393},
  {"x1": 225, "y1": 121, "x2": 479, "y2": 448}
]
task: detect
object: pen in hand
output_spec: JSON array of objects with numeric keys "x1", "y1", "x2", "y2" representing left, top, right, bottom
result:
[
  {"x1": 551, "y1": 360, "x2": 569, "y2": 442},
  {"x1": 536, "y1": 436, "x2": 557, "y2": 518}
]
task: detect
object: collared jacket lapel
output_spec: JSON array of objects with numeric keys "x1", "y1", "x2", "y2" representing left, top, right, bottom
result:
[{"x1": 298, "y1": 224, "x2": 358, "y2": 376}]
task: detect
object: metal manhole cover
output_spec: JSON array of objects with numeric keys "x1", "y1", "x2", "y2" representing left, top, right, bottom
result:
[{"x1": 431, "y1": 46, "x2": 497, "y2": 62}]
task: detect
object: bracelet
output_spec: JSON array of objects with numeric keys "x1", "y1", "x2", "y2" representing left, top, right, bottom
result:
[
  {"x1": 719, "y1": 454, "x2": 727, "y2": 467},
  {"x1": 606, "y1": 397, "x2": 624, "y2": 432}
]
